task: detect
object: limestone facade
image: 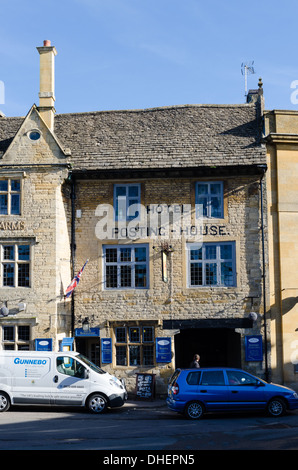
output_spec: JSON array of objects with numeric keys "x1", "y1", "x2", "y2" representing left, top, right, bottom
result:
[
  {"x1": 0, "y1": 105, "x2": 71, "y2": 353},
  {"x1": 265, "y1": 109, "x2": 298, "y2": 390},
  {"x1": 0, "y1": 42, "x2": 270, "y2": 395},
  {"x1": 72, "y1": 173, "x2": 269, "y2": 392}
]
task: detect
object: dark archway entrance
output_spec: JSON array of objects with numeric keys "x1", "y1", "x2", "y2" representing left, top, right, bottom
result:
[
  {"x1": 75, "y1": 337, "x2": 101, "y2": 366},
  {"x1": 174, "y1": 328, "x2": 241, "y2": 369}
]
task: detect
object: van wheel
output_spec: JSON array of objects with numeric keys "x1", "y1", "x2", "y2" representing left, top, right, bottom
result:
[
  {"x1": 267, "y1": 397, "x2": 286, "y2": 417},
  {"x1": 0, "y1": 392, "x2": 10, "y2": 412},
  {"x1": 87, "y1": 394, "x2": 107, "y2": 414},
  {"x1": 184, "y1": 401, "x2": 204, "y2": 419}
]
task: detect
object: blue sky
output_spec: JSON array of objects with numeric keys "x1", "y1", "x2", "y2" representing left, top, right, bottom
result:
[{"x1": 1, "y1": 0, "x2": 298, "y2": 116}]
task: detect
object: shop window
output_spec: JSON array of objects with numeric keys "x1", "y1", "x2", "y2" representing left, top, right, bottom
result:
[
  {"x1": 0, "y1": 243, "x2": 31, "y2": 287},
  {"x1": 0, "y1": 178, "x2": 21, "y2": 215},
  {"x1": 187, "y1": 242, "x2": 236, "y2": 287},
  {"x1": 115, "y1": 326, "x2": 154, "y2": 367},
  {"x1": 103, "y1": 244, "x2": 149, "y2": 289},
  {"x1": 195, "y1": 181, "x2": 223, "y2": 218},
  {"x1": 1, "y1": 324, "x2": 30, "y2": 350},
  {"x1": 114, "y1": 183, "x2": 141, "y2": 221}
]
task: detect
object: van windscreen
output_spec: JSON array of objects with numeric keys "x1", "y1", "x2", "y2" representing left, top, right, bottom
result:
[{"x1": 77, "y1": 354, "x2": 106, "y2": 374}]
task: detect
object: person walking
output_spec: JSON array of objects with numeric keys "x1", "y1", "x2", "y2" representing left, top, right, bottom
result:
[{"x1": 190, "y1": 354, "x2": 200, "y2": 368}]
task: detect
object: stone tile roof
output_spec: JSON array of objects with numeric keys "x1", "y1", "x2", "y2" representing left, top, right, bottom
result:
[
  {"x1": 0, "y1": 116, "x2": 23, "y2": 158},
  {"x1": 0, "y1": 103, "x2": 266, "y2": 170},
  {"x1": 55, "y1": 103, "x2": 266, "y2": 171}
]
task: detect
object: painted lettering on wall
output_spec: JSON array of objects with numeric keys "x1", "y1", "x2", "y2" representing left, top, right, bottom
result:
[{"x1": 0, "y1": 221, "x2": 25, "y2": 230}]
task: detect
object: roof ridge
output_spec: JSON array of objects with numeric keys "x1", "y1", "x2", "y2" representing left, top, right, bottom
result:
[
  {"x1": 55, "y1": 102, "x2": 255, "y2": 117},
  {"x1": 0, "y1": 115, "x2": 24, "y2": 120}
]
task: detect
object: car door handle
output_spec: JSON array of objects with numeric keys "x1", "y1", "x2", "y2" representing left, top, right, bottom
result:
[
  {"x1": 54, "y1": 375, "x2": 58, "y2": 383},
  {"x1": 231, "y1": 390, "x2": 238, "y2": 393},
  {"x1": 200, "y1": 390, "x2": 207, "y2": 393}
]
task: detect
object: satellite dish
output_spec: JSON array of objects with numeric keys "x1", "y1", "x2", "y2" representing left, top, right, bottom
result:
[
  {"x1": 249, "y1": 311, "x2": 258, "y2": 321},
  {"x1": 18, "y1": 302, "x2": 26, "y2": 312}
]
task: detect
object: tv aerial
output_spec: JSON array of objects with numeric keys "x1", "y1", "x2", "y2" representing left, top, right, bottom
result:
[{"x1": 241, "y1": 61, "x2": 255, "y2": 96}]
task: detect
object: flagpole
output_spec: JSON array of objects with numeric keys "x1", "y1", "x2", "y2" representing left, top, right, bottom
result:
[{"x1": 71, "y1": 291, "x2": 75, "y2": 337}]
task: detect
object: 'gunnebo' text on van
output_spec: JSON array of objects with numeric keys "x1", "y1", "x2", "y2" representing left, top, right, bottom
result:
[{"x1": 14, "y1": 358, "x2": 47, "y2": 365}]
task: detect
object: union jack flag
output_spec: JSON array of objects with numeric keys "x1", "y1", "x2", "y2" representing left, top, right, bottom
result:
[{"x1": 65, "y1": 259, "x2": 89, "y2": 298}]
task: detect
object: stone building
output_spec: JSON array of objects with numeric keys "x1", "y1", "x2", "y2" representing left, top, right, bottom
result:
[
  {"x1": 0, "y1": 41, "x2": 269, "y2": 394},
  {"x1": 265, "y1": 109, "x2": 298, "y2": 391}
]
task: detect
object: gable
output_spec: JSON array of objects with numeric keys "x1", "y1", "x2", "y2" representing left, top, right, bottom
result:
[{"x1": 0, "y1": 105, "x2": 69, "y2": 166}]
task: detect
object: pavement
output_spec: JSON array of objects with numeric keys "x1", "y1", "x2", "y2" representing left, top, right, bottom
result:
[{"x1": 124, "y1": 398, "x2": 167, "y2": 409}]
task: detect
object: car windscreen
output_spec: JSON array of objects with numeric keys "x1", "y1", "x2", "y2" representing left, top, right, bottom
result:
[{"x1": 76, "y1": 354, "x2": 106, "y2": 374}]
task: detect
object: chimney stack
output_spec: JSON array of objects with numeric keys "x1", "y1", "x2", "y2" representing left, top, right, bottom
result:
[{"x1": 37, "y1": 40, "x2": 57, "y2": 131}]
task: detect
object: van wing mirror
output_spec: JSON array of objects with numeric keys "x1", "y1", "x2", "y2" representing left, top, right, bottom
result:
[{"x1": 84, "y1": 369, "x2": 89, "y2": 379}]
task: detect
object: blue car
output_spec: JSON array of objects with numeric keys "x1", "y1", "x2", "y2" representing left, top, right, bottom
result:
[{"x1": 167, "y1": 368, "x2": 298, "y2": 419}]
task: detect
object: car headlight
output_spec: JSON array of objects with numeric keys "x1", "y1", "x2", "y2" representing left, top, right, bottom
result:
[
  {"x1": 109, "y1": 378, "x2": 123, "y2": 389},
  {"x1": 292, "y1": 392, "x2": 298, "y2": 399}
]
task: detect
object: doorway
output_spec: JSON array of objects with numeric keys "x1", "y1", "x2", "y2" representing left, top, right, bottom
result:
[
  {"x1": 75, "y1": 338, "x2": 101, "y2": 366},
  {"x1": 174, "y1": 328, "x2": 241, "y2": 369}
]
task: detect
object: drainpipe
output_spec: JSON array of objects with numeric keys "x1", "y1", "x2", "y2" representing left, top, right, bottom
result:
[
  {"x1": 70, "y1": 174, "x2": 76, "y2": 337},
  {"x1": 259, "y1": 166, "x2": 269, "y2": 381}
]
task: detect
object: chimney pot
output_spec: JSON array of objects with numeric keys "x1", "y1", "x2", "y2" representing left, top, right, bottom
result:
[{"x1": 43, "y1": 40, "x2": 51, "y2": 47}]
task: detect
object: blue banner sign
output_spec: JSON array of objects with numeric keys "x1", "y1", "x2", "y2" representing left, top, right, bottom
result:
[
  {"x1": 75, "y1": 327, "x2": 100, "y2": 337},
  {"x1": 156, "y1": 337, "x2": 171, "y2": 363},
  {"x1": 35, "y1": 338, "x2": 53, "y2": 351},
  {"x1": 60, "y1": 337, "x2": 74, "y2": 351},
  {"x1": 245, "y1": 335, "x2": 263, "y2": 362},
  {"x1": 101, "y1": 338, "x2": 112, "y2": 363}
]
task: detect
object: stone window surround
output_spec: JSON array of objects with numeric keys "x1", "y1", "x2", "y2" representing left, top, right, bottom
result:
[
  {"x1": 0, "y1": 240, "x2": 32, "y2": 288},
  {"x1": 113, "y1": 323, "x2": 155, "y2": 368},
  {"x1": 113, "y1": 183, "x2": 141, "y2": 222},
  {"x1": 0, "y1": 177, "x2": 21, "y2": 216},
  {"x1": 0, "y1": 322, "x2": 32, "y2": 350},
  {"x1": 195, "y1": 180, "x2": 224, "y2": 219},
  {"x1": 103, "y1": 243, "x2": 149, "y2": 290},
  {"x1": 186, "y1": 241, "x2": 236, "y2": 288}
]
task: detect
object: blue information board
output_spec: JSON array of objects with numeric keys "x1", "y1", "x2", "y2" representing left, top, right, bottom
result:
[
  {"x1": 101, "y1": 338, "x2": 112, "y2": 363},
  {"x1": 35, "y1": 338, "x2": 53, "y2": 351},
  {"x1": 156, "y1": 337, "x2": 172, "y2": 363},
  {"x1": 75, "y1": 327, "x2": 100, "y2": 337},
  {"x1": 245, "y1": 335, "x2": 263, "y2": 361},
  {"x1": 60, "y1": 337, "x2": 74, "y2": 351}
]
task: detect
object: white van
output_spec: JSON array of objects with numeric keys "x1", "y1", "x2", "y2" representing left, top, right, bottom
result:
[{"x1": 0, "y1": 351, "x2": 127, "y2": 413}]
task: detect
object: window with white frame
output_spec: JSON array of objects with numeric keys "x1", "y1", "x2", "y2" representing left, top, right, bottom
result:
[
  {"x1": 195, "y1": 181, "x2": 223, "y2": 218},
  {"x1": 1, "y1": 324, "x2": 30, "y2": 350},
  {"x1": 0, "y1": 178, "x2": 21, "y2": 215},
  {"x1": 114, "y1": 184, "x2": 141, "y2": 221},
  {"x1": 187, "y1": 242, "x2": 236, "y2": 287},
  {"x1": 115, "y1": 325, "x2": 154, "y2": 367},
  {"x1": 103, "y1": 244, "x2": 149, "y2": 289},
  {"x1": 0, "y1": 243, "x2": 31, "y2": 287}
]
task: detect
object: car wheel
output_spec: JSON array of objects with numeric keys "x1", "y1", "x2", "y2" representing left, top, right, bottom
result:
[
  {"x1": 87, "y1": 394, "x2": 108, "y2": 414},
  {"x1": 184, "y1": 401, "x2": 204, "y2": 419},
  {"x1": 267, "y1": 397, "x2": 286, "y2": 417},
  {"x1": 0, "y1": 392, "x2": 10, "y2": 412}
]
